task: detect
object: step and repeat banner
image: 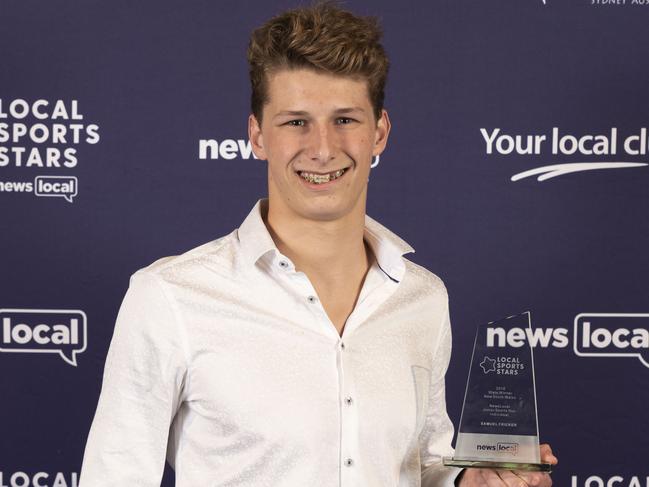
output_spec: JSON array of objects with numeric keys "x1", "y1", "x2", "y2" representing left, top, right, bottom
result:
[{"x1": 1, "y1": 1, "x2": 647, "y2": 486}]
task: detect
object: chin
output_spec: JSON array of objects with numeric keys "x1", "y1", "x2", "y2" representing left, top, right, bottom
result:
[
  {"x1": 300, "y1": 206, "x2": 347, "y2": 222},
  {"x1": 295, "y1": 197, "x2": 361, "y2": 223}
]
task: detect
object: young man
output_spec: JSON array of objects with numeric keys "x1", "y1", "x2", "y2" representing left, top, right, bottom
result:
[{"x1": 79, "y1": 3, "x2": 556, "y2": 486}]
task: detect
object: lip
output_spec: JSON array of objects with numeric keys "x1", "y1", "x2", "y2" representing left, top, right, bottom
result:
[{"x1": 294, "y1": 167, "x2": 350, "y2": 175}]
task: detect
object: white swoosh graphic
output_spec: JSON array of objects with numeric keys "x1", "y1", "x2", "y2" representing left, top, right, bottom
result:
[{"x1": 511, "y1": 162, "x2": 648, "y2": 182}]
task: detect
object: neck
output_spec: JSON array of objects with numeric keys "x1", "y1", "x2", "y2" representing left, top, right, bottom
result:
[{"x1": 263, "y1": 198, "x2": 371, "y2": 285}]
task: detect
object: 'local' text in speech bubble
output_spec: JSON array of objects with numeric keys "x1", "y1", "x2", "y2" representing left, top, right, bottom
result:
[
  {"x1": 574, "y1": 313, "x2": 649, "y2": 368},
  {"x1": 0, "y1": 309, "x2": 87, "y2": 366},
  {"x1": 34, "y1": 175, "x2": 78, "y2": 203}
]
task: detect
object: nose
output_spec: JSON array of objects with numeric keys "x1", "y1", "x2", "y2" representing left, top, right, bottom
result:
[{"x1": 306, "y1": 122, "x2": 337, "y2": 164}]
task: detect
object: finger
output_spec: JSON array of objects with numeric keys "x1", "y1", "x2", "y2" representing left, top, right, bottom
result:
[
  {"x1": 540, "y1": 443, "x2": 558, "y2": 465},
  {"x1": 460, "y1": 468, "x2": 489, "y2": 487},
  {"x1": 482, "y1": 468, "x2": 508, "y2": 487},
  {"x1": 498, "y1": 469, "x2": 530, "y2": 487},
  {"x1": 515, "y1": 471, "x2": 552, "y2": 487}
]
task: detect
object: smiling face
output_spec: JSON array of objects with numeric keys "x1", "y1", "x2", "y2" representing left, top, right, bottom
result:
[{"x1": 249, "y1": 68, "x2": 390, "y2": 223}]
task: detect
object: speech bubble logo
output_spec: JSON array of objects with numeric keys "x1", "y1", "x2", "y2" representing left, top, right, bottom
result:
[
  {"x1": 34, "y1": 175, "x2": 78, "y2": 203},
  {"x1": 0, "y1": 309, "x2": 87, "y2": 366},
  {"x1": 574, "y1": 313, "x2": 649, "y2": 368}
]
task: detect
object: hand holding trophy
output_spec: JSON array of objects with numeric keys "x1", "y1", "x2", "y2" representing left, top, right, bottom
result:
[{"x1": 444, "y1": 312, "x2": 558, "y2": 485}]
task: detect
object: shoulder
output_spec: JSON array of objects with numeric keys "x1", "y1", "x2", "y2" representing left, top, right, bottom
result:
[
  {"x1": 401, "y1": 256, "x2": 448, "y2": 301},
  {"x1": 129, "y1": 230, "x2": 239, "y2": 286}
]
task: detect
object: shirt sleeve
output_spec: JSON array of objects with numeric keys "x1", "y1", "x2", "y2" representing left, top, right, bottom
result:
[
  {"x1": 419, "y1": 302, "x2": 464, "y2": 487},
  {"x1": 79, "y1": 271, "x2": 188, "y2": 486}
]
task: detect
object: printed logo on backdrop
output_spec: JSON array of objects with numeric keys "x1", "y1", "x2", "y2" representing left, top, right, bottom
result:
[
  {"x1": 0, "y1": 99, "x2": 100, "y2": 203},
  {"x1": 198, "y1": 138, "x2": 381, "y2": 168},
  {"x1": 571, "y1": 474, "x2": 649, "y2": 487},
  {"x1": 486, "y1": 312, "x2": 649, "y2": 369},
  {"x1": 0, "y1": 309, "x2": 87, "y2": 366},
  {"x1": 590, "y1": 0, "x2": 649, "y2": 6},
  {"x1": 512, "y1": 2, "x2": 649, "y2": 10},
  {"x1": 0, "y1": 471, "x2": 78, "y2": 487},
  {"x1": 199, "y1": 138, "x2": 257, "y2": 161},
  {"x1": 544, "y1": 1, "x2": 649, "y2": 6},
  {"x1": 480, "y1": 127, "x2": 649, "y2": 181}
]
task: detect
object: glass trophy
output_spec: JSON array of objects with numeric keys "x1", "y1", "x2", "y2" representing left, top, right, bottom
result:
[{"x1": 443, "y1": 311, "x2": 552, "y2": 472}]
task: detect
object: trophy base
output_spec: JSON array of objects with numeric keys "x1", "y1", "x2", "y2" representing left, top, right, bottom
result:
[{"x1": 443, "y1": 457, "x2": 553, "y2": 473}]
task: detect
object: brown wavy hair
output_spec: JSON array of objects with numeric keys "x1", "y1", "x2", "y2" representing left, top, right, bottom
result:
[{"x1": 247, "y1": 1, "x2": 389, "y2": 125}]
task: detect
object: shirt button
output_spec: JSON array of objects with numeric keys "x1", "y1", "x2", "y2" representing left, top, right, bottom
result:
[
  {"x1": 344, "y1": 458, "x2": 354, "y2": 467},
  {"x1": 345, "y1": 396, "x2": 353, "y2": 406},
  {"x1": 340, "y1": 341, "x2": 345, "y2": 350},
  {"x1": 307, "y1": 295, "x2": 317, "y2": 304},
  {"x1": 278, "y1": 260, "x2": 289, "y2": 269}
]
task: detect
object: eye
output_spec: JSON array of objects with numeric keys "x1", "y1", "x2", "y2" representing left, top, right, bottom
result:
[
  {"x1": 286, "y1": 119, "x2": 306, "y2": 127},
  {"x1": 336, "y1": 117, "x2": 356, "y2": 125}
]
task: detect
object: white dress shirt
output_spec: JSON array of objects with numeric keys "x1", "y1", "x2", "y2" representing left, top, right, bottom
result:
[{"x1": 79, "y1": 198, "x2": 462, "y2": 487}]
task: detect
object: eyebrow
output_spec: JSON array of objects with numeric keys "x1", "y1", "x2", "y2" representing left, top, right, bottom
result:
[
  {"x1": 273, "y1": 107, "x2": 366, "y2": 119},
  {"x1": 273, "y1": 110, "x2": 309, "y2": 119}
]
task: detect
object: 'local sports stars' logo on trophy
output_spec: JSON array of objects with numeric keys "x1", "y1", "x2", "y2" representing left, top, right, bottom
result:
[
  {"x1": 479, "y1": 356, "x2": 497, "y2": 374},
  {"x1": 444, "y1": 311, "x2": 552, "y2": 472}
]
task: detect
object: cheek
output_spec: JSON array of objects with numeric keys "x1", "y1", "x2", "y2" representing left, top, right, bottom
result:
[
  {"x1": 343, "y1": 132, "x2": 374, "y2": 157},
  {"x1": 268, "y1": 163, "x2": 290, "y2": 188},
  {"x1": 267, "y1": 138, "x2": 301, "y2": 167}
]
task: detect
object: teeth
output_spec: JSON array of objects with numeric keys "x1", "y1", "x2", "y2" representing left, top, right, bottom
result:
[{"x1": 299, "y1": 168, "x2": 346, "y2": 184}]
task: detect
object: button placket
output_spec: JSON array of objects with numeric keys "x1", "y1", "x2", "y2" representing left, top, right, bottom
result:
[{"x1": 338, "y1": 340, "x2": 359, "y2": 483}]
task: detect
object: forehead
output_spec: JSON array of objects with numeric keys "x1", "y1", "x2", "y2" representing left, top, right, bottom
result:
[{"x1": 265, "y1": 68, "x2": 371, "y2": 111}]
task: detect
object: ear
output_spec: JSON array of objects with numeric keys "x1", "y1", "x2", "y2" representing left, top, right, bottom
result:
[
  {"x1": 372, "y1": 108, "x2": 391, "y2": 157},
  {"x1": 248, "y1": 113, "x2": 267, "y2": 160}
]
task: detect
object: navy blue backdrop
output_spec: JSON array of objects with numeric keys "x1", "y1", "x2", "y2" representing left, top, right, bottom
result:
[{"x1": 1, "y1": 1, "x2": 648, "y2": 486}]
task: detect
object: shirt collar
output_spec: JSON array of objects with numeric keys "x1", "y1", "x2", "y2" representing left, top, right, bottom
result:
[
  {"x1": 363, "y1": 213, "x2": 415, "y2": 282},
  {"x1": 237, "y1": 199, "x2": 278, "y2": 265},
  {"x1": 237, "y1": 198, "x2": 415, "y2": 282}
]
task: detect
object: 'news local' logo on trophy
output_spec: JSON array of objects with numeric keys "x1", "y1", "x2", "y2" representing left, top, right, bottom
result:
[
  {"x1": 0, "y1": 309, "x2": 87, "y2": 366},
  {"x1": 444, "y1": 312, "x2": 551, "y2": 472}
]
